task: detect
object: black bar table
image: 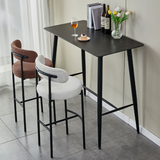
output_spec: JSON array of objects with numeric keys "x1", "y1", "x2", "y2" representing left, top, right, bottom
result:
[{"x1": 45, "y1": 20, "x2": 144, "y2": 149}]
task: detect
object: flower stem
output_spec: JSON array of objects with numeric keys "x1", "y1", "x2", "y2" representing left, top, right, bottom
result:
[{"x1": 115, "y1": 23, "x2": 119, "y2": 37}]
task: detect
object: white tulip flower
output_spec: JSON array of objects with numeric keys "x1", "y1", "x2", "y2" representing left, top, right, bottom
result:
[
  {"x1": 117, "y1": 13, "x2": 121, "y2": 17},
  {"x1": 115, "y1": 7, "x2": 120, "y2": 12},
  {"x1": 125, "y1": 11, "x2": 131, "y2": 16}
]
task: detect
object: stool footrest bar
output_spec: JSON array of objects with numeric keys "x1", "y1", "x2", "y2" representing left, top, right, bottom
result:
[
  {"x1": 39, "y1": 120, "x2": 50, "y2": 132},
  {"x1": 45, "y1": 115, "x2": 78, "y2": 127},
  {"x1": 67, "y1": 109, "x2": 82, "y2": 120},
  {"x1": 15, "y1": 97, "x2": 42, "y2": 108},
  {"x1": 15, "y1": 98, "x2": 23, "y2": 107},
  {"x1": 19, "y1": 96, "x2": 42, "y2": 103}
]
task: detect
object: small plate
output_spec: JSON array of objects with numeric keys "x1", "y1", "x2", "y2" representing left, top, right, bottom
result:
[{"x1": 78, "y1": 37, "x2": 90, "y2": 41}]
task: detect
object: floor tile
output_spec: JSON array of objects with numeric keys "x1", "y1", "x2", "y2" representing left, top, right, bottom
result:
[
  {"x1": 67, "y1": 111, "x2": 134, "y2": 148},
  {"x1": 59, "y1": 148, "x2": 103, "y2": 160},
  {"x1": 0, "y1": 84, "x2": 160, "y2": 160},
  {"x1": 1, "y1": 106, "x2": 51, "y2": 138},
  {"x1": 0, "y1": 140, "x2": 34, "y2": 160},
  {"x1": 67, "y1": 95, "x2": 97, "y2": 118},
  {"x1": 0, "y1": 88, "x2": 36, "y2": 117},
  {"x1": 0, "y1": 119, "x2": 16, "y2": 144},
  {"x1": 0, "y1": 85, "x2": 13, "y2": 95},
  {"x1": 19, "y1": 125, "x2": 84, "y2": 160},
  {"x1": 92, "y1": 132, "x2": 160, "y2": 160}
]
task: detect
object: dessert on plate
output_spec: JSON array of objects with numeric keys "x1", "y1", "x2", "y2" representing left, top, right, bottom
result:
[{"x1": 80, "y1": 33, "x2": 87, "y2": 40}]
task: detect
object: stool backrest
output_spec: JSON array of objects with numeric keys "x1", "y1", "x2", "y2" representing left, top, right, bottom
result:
[
  {"x1": 36, "y1": 55, "x2": 69, "y2": 83},
  {"x1": 11, "y1": 39, "x2": 38, "y2": 62}
]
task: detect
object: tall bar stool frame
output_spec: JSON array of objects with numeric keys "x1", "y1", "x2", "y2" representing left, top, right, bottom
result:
[
  {"x1": 11, "y1": 50, "x2": 43, "y2": 132},
  {"x1": 35, "y1": 65, "x2": 86, "y2": 158}
]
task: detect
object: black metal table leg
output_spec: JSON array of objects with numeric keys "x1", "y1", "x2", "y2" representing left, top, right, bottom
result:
[
  {"x1": 97, "y1": 56, "x2": 103, "y2": 149},
  {"x1": 81, "y1": 49, "x2": 86, "y2": 96},
  {"x1": 127, "y1": 49, "x2": 140, "y2": 133},
  {"x1": 52, "y1": 35, "x2": 58, "y2": 67}
]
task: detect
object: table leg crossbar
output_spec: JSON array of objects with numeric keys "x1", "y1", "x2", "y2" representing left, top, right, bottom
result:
[
  {"x1": 83, "y1": 86, "x2": 134, "y2": 115},
  {"x1": 83, "y1": 86, "x2": 117, "y2": 109},
  {"x1": 102, "y1": 103, "x2": 133, "y2": 115}
]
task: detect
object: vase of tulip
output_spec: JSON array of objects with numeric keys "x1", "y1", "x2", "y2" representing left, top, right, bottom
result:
[
  {"x1": 111, "y1": 7, "x2": 131, "y2": 39},
  {"x1": 112, "y1": 23, "x2": 122, "y2": 39}
]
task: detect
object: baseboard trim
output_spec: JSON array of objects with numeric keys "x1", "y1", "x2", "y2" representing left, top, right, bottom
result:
[{"x1": 86, "y1": 90, "x2": 160, "y2": 147}]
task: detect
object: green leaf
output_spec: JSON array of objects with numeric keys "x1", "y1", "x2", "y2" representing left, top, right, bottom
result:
[
  {"x1": 111, "y1": 14, "x2": 117, "y2": 23},
  {"x1": 119, "y1": 13, "x2": 128, "y2": 23}
]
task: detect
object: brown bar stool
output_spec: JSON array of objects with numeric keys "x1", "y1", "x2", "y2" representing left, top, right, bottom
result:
[{"x1": 11, "y1": 39, "x2": 53, "y2": 132}]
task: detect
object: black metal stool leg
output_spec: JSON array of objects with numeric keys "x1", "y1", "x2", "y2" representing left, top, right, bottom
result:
[
  {"x1": 11, "y1": 53, "x2": 17, "y2": 122},
  {"x1": 37, "y1": 95, "x2": 41, "y2": 146},
  {"x1": 20, "y1": 57, "x2": 26, "y2": 132},
  {"x1": 53, "y1": 100, "x2": 57, "y2": 125},
  {"x1": 40, "y1": 97, "x2": 43, "y2": 113},
  {"x1": 39, "y1": 77, "x2": 43, "y2": 113},
  {"x1": 49, "y1": 99, "x2": 53, "y2": 158},
  {"x1": 64, "y1": 100, "x2": 69, "y2": 135},
  {"x1": 12, "y1": 73, "x2": 17, "y2": 122},
  {"x1": 48, "y1": 77, "x2": 53, "y2": 158},
  {"x1": 36, "y1": 70, "x2": 41, "y2": 146},
  {"x1": 81, "y1": 90, "x2": 86, "y2": 149},
  {"x1": 21, "y1": 77, "x2": 26, "y2": 132}
]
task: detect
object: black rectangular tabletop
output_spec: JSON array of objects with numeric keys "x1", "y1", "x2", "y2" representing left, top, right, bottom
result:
[{"x1": 45, "y1": 20, "x2": 144, "y2": 57}]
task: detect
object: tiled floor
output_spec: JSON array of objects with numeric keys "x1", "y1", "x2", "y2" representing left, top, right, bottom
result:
[{"x1": 0, "y1": 81, "x2": 160, "y2": 160}]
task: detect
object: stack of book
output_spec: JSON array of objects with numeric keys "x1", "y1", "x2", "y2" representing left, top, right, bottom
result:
[{"x1": 87, "y1": 3, "x2": 103, "y2": 30}]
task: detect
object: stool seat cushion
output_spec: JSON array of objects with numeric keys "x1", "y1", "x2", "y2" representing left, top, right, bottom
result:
[
  {"x1": 37, "y1": 76, "x2": 82, "y2": 100},
  {"x1": 12, "y1": 58, "x2": 53, "y2": 79}
]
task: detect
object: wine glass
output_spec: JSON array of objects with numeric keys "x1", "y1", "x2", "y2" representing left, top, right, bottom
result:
[{"x1": 71, "y1": 17, "x2": 78, "y2": 37}]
